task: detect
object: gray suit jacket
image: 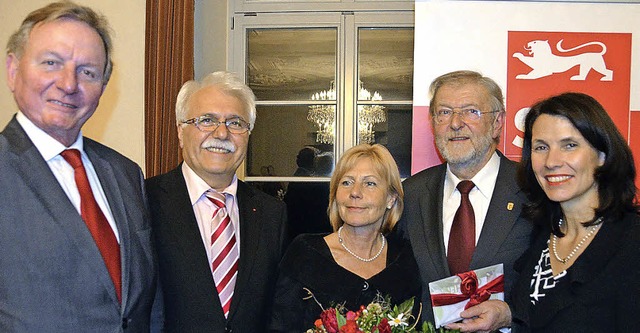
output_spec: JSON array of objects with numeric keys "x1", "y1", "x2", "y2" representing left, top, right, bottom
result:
[
  {"x1": 147, "y1": 165, "x2": 289, "y2": 333},
  {"x1": 397, "y1": 153, "x2": 533, "y2": 323},
  {"x1": 0, "y1": 117, "x2": 157, "y2": 332}
]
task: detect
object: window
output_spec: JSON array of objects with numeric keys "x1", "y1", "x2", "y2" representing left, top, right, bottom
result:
[
  {"x1": 230, "y1": 9, "x2": 414, "y2": 199},
  {"x1": 228, "y1": 5, "x2": 413, "y2": 236}
]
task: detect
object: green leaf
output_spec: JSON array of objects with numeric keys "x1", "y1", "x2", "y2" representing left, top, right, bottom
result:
[
  {"x1": 396, "y1": 297, "x2": 415, "y2": 315},
  {"x1": 336, "y1": 311, "x2": 346, "y2": 327}
]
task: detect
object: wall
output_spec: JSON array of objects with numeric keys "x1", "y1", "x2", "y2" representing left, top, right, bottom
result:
[
  {"x1": 194, "y1": 0, "x2": 228, "y2": 79},
  {"x1": 0, "y1": 0, "x2": 146, "y2": 169}
]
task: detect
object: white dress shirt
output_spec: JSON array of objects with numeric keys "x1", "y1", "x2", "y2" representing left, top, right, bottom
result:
[
  {"x1": 16, "y1": 111, "x2": 120, "y2": 242},
  {"x1": 442, "y1": 152, "x2": 500, "y2": 254},
  {"x1": 181, "y1": 162, "x2": 241, "y2": 274}
]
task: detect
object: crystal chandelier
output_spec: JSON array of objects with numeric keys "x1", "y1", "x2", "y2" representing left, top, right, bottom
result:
[
  {"x1": 307, "y1": 82, "x2": 336, "y2": 144},
  {"x1": 307, "y1": 81, "x2": 386, "y2": 144}
]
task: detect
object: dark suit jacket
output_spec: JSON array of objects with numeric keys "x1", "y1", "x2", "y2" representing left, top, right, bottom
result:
[
  {"x1": 397, "y1": 153, "x2": 533, "y2": 322},
  {"x1": 147, "y1": 165, "x2": 288, "y2": 333},
  {"x1": 510, "y1": 212, "x2": 640, "y2": 332},
  {"x1": 0, "y1": 117, "x2": 157, "y2": 332}
]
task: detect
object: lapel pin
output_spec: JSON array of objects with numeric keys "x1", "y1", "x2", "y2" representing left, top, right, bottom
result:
[
  {"x1": 507, "y1": 202, "x2": 514, "y2": 211},
  {"x1": 252, "y1": 208, "x2": 257, "y2": 212}
]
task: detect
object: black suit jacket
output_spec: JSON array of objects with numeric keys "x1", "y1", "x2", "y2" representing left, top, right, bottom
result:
[
  {"x1": 397, "y1": 153, "x2": 533, "y2": 322},
  {"x1": 146, "y1": 165, "x2": 288, "y2": 333},
  {"x1": 510, "y1": 212, "x2": 640, "y2": 332},
  {"x1": 0, "y1": 117, "x2": 157, "y2": 332}
]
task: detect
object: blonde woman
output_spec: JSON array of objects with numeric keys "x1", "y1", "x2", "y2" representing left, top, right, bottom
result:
[{"x1": 269, "y1": 144, "x2": 421, "y2": 332}]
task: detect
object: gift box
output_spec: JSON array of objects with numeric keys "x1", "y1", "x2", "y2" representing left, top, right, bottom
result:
[{"x1": 428, "y1": 263, "x2": 504, "y2": 328}]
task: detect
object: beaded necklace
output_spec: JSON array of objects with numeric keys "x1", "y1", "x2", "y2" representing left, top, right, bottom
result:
[
  {"x1": 551, "y1": 217, "x2": 603, "y2": 264},
  {"x1": 337, "y1": 226, "x2": 386, "y2": 262}
]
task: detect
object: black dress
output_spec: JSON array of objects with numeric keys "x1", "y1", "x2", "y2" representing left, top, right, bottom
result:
[
  {"x1": 268, "y1": 232, "x2": 422, "y2": 332},
  {"x1": 510, "y1": 212, "x2": 640, "y2": 332}
]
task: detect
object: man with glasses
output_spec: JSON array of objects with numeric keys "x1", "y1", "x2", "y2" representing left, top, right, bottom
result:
[
  {"x1": 146, "y1": 71, "x2": 288, "y2": 332},
  {"x1": 396, "y1": 70, "x2": 532, "y2": 332}
]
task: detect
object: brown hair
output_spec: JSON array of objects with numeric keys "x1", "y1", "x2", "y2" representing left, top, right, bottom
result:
[{"x1": 6, "y1": 1, "x2": 113, "y2": 83}]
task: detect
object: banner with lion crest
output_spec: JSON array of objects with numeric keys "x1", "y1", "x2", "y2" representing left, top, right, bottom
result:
[{"x1": 412, "y1": 0, "x2": 640, "y2": 190}]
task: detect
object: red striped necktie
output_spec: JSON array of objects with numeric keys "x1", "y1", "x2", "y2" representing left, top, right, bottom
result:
[
  {"x1": 60, "y1": 149, "x2": 121, "y2": 303},
  {"x1": 206, "y1": 191, "x2": 239, "y2": 318}
]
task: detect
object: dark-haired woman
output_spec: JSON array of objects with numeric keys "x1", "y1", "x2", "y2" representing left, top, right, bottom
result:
[{"x1": 511, "y1": 92, "x2": 640, "y2": 332}]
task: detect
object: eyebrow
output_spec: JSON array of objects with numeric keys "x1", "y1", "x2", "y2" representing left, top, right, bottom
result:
[
  {"x1": 436, "y1": 103, "x2": 479, "y2": 109},
  {"x1": 40, "y1": 51, "x2": 104, "y2": 69}
]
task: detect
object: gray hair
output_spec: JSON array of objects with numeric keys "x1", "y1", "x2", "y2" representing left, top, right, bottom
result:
[
  {"x1": 175, "y1": 71, "x2": 257, "y2": 130},
  {"x1": 6, "y1": 1, "x2": 114, "y2": 83},
  {"x1": 428, "y1": 70, "x2": 505, "y2": 114}
]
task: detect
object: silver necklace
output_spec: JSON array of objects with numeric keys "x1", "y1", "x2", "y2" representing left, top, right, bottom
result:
[
  {"x1": 338, "y1": 226, "x2": 386, "y2": 262},
  {"x1": 551, "y1": 217, "x2": 602, "y2": 264}
]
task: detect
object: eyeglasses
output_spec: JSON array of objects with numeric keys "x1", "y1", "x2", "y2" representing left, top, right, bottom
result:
[
  {"x1": 181, "y1": 115, "x2": 251, "y2": 134},
  {"x1": 433, "y1": 108, "x2": 500, "y2": 124}
]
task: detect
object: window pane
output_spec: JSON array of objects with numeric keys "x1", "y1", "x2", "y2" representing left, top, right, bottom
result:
[
  {"x1": 358, "y1": 28, "x2": 414, "y2": 101},
  {"x1": 246, "y1": 28, "x2": 337, "y2": 101},
  {"x1": 357, "y1": 104, "x2": 412, "y2": 178},
  {"x1": 247, "y1": 105, "x2": 334, "y2": 177}
]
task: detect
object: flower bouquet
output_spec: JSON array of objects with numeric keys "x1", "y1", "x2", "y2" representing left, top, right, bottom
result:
[{"x1": 306, "y1": 294, "x2": 459, "y2": 333}]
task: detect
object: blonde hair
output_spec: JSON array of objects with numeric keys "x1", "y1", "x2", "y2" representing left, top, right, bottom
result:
[{"x1": 328, "y1": 144, "x2": 404, "y2": 234}]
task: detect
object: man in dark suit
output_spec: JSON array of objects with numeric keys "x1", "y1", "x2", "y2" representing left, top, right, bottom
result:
[
  {"x1": 397, "y1": 70, "x2": 532, "y2": 332},
  {"x1": 147, "y1": 71, "x2": 288, "y2": 332},
  {"x1": 0, "y1": 2, "x2": 157, "y2": 331}
]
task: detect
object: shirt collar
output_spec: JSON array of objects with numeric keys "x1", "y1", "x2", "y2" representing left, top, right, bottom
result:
[
  {"x1": 445, "y1": 151, "x2": 501, "y2": 199},
  {"x1": 181, "y1": 162, "x2": 238, "y2": 205},
  {"x1": 16, "y1": 111, "x2": 84, "y2": 161}
]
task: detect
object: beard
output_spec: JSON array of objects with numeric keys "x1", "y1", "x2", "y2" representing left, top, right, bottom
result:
[{"x1": 435, "y1": 128, "x2": 496, "y2": 170}]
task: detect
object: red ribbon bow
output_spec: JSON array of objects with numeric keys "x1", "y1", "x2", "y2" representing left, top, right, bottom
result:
[{"x1": 431, "y1": 271, "x2": 504, "y2": 310}]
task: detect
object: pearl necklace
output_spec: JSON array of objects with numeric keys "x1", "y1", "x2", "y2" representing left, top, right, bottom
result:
[
  {"x1": 338, "y1": 226, "x2": 386, "y2": 262},
  {"x1": 551, "y1": 217, "x2": 603, "y2": 264}
]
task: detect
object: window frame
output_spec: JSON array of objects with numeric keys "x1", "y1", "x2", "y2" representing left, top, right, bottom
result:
[{"x1": 229, "y1": 9, "x2": 414, "y2": 182}]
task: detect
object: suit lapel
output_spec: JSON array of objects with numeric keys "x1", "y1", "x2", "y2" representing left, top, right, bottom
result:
[
  {"x1": 84, "y1": 142, "x2": 130, "y2": 306},
  {"x1": 471, "y1": 156, "x2": 521, "y2": 269},
  {"x1": 420, "y1": 166, "x2": 450, "y2": 277},
  {"x1": 229, "y1": 181, "x2": 261, "y2": 317},
  {"x1": 3, "y1": 119, "x2": 120, "y2": 305},
  {"x1": 159, "y1": 167, "x2": 219, "y2": 292}
]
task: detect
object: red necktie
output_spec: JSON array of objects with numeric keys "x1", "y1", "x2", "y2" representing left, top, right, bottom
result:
[
  {"x1": 60, "y1": 149, "x2": 122, "y2": 303},
  {"x1": 447, "y1": 180, "x2": 476, "y2": 275},
  {"x1": 207, "y1": 191, "x2": 239, "y2": 318}
]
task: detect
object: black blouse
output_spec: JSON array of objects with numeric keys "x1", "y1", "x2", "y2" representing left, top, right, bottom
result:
[{"x1": 268, "y1": 232, "x2": 422, "y2": 332}]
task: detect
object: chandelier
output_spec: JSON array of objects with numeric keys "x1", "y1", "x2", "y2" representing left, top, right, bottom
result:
[{"x1": 307, "y1": 81, "x2": 386, "y2": 144}]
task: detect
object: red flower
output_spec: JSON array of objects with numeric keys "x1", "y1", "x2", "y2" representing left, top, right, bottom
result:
[
  {"x1": 321, "y1": 308, "x2": 339, "y2": 333},
  {"x1": 315, "y1": 318, "x2": 324, "y2": 328},
  {"x1": 339, "y1": 320, "x2": 361, "y2": 333},
  {"x1": 458, "y1": 271, "x2": 478, "y2": 296},
  {"x1": 346, "y1": 310, "x2": 358, "y2": 321},
  {"x1": 375, "y1": 318, "x2": 391, "y2": 333}
]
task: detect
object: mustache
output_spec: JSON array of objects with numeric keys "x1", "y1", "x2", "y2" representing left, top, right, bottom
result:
[{"x1": 201, "y1": 138, "x2": 236, "y2": 153}]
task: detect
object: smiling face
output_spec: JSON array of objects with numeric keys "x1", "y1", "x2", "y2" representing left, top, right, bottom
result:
[
  {"x1": 530, "y1": 114, "x2": 604, "y2": 212},
  {"x1": 6, "y1": 19, "x2": 107, "y2": 146},
  {"x1": 335, "y1": 157, "x2": 396, "y2": 231},
  {"x1": 432, "y1": 82, "x2": 503, "y2": 178},
  {"x1": 178, "y1": 85, "x2": 250, "y2": 190}
]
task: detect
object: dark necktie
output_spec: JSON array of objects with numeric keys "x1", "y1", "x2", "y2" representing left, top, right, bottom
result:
[
  {"x1": 447, "y1": 180, "x2": 476, "y2": 275},
  {"x1": 206, "y1": 191, "x2": 239, "y2": 318},
  {"x1": 60, "y1": 149, "x2": 122, "y2": 303}
]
